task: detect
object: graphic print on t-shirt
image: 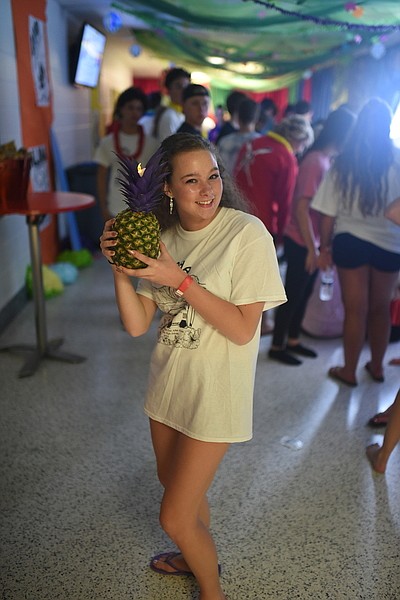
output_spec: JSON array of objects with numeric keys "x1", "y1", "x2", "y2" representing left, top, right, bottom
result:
[
  {"x1": 235, "y1": 143, "x2": 273, "y2": 186},
  {"x1": 154, "y1": 267, "x2": 203, "y2": 350}
]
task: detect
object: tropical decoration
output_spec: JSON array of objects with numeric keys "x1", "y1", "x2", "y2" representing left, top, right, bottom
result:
[
  {"x1": 112, "y1": 148, "x2": 168, "y2": 269},
  {"x1": 103, "y1": 11, "x2": 122, "y2": 33},
  {"x1": 116, "y1": 0, "x2": 400, "y2": 90}
]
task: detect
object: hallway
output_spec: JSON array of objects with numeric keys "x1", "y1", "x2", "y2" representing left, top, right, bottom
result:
[{"x1": 1, "y1": 255, "x2": 399, "y2": 600}]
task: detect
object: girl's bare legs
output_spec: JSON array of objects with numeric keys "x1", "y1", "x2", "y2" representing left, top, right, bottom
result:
[
  {"x1": 366, "y1": 388, "x2": 400, "y2": 473},
  {"x1": 150, "y1": 419, "x2": 228, "y2": 600},
  {"x1": 335, "y1": 265, "x2": 369, "y2": 383},
  {"x1": 150, "y1": 420, "x2": 210, "y2": 573},
  {"x1": 367, "y1": 268, "x2": 399, "y2": 379}
]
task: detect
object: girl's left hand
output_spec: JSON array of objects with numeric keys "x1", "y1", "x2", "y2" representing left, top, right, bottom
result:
[{"x1": 117, "y1": 241, "x2": 187, "y2": 289}]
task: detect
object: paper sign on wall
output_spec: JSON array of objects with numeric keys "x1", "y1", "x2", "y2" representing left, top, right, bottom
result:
[
  {"x1": 29, "y1": 16, "x2": 50, "y2": 107},
  {"x1": 29, "y1": 144, "x2": 50, "y2": 192}
]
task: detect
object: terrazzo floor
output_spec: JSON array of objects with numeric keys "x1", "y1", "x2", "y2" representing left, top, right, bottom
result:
[{"x1": 1, "y1": 254, "x2": 399, "y2": 600}]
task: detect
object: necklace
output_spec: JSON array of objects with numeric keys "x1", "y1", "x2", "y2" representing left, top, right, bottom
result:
[{"x1": 113, "y1": 123, "x2": 144, "y2": 160}]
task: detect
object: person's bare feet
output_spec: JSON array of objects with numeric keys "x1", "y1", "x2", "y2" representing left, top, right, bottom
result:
[
  {"x1": 366, "y1": 443, "x2": 386, "y2": 474},
  {"x1": 367, "y1": 404, "x2": 394, "y2": 427},
  {"x1": 365, "y1": 362, "x2": 384, "y2": 382},
  {"x1": 389, "y1": 357, "x2": 400, "y2": 365},
  {"x1": 328, "y1": 366, "x2": 357, "y2": 387}
]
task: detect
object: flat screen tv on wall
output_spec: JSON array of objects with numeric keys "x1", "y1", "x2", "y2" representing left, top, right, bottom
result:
[{"x1": 69, "y1": 23, "x2": 106, "y2": 88}]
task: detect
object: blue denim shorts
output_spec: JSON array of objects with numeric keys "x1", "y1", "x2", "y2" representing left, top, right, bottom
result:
[{"x1": 333, "y1": 233, "x2": 400, "y2": 272}]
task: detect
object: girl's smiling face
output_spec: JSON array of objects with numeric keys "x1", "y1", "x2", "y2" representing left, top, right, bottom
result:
[{"x1": 165, "y1": 149, "x2": 223, "y2": 231}]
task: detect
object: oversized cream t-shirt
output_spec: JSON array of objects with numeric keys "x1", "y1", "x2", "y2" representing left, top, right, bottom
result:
[{"x1": 137, "y1": 208, "x2": 286, "y2": 443}]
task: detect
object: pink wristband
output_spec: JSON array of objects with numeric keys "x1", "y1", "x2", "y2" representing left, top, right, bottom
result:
[{"x1": 176, "y1": 275, "x2": 193, "y2": 297}]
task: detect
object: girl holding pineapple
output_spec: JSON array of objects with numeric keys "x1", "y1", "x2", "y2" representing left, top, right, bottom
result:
[{"x1": 100, "y1": 133, "x2": 286, "y2": 599}]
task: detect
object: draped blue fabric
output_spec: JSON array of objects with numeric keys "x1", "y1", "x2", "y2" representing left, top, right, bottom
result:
[{"x1": 310, "y1": 68, "x2": 334, "y2": 121}]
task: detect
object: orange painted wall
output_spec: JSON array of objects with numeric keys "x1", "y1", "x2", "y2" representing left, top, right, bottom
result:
[{"x1": 11, "y1": 0, "x2": 58, "y2": 264}]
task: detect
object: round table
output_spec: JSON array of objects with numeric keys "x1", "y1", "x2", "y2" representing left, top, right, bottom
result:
[{"x1": 1, "y1": 191, "x2": 95, "y2": 377}]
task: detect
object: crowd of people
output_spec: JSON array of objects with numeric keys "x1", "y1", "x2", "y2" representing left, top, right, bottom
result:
[{"x1": 95, "y1": 70, "x2": 400, "y2": 599}]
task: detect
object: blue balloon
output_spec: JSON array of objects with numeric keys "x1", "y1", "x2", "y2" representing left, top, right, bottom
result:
[
  {"x1": 49, "y1": 262, "x2": 79, "y2": 285},
  {"x1": 370, "y1": 42, "x2": 386, "y2": 60},
  {"x1": 130, "y1": 44, "x2": 142, "y2": 57},
  {"x1": 103, "y1": 11, "x2": 122, "y2": 33}
]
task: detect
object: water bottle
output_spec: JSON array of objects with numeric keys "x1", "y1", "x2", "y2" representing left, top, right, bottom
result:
[
  {"x1": 319, "y1": 267, "x2": 334, "y2": 301},
  {"x1": 280, "y1": 436, "x2": 303, "y2": 450}
]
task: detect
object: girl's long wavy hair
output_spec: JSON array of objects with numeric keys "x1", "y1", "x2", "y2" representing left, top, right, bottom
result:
[
  {"x1": 332, "y1": 97, "x2": 394, "y2": 217},
  {"x1": 153, "y1": 133, "x2": 250, "y2": 230},
  {"x1": 302, "y1": 107, "x2": 356, "y2": 159}
]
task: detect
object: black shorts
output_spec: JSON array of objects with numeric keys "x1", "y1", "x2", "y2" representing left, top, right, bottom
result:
[{"x1": 333, "y1": 233, "x2": 400, "y2": 272}]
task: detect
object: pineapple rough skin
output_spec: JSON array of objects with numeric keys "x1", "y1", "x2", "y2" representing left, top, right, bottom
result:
[{"x1": 112, "y1": 209, "x2": 161, "y2": 269}]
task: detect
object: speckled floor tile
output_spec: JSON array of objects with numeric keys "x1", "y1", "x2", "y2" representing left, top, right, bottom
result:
[{"x1": 1, "y1": 255, "x2": 399, "y2": 600}]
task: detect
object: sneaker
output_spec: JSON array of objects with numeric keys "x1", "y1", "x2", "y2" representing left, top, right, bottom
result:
[{"x1": 268, "y1": 349, "x2": 302, "y2": 366}]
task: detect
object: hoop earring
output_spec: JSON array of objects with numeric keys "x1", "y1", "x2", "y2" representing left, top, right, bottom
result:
[{"x1": 169, "y1": 196, "x2": 174, "y2": 215}]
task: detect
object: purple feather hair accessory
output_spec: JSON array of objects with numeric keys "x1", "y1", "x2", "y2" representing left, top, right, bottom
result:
[{"x1": 115, "y1": 146, "x2": 169, "y2": 213}]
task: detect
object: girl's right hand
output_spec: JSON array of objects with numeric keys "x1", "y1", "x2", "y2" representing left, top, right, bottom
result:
[
  {"x1": 99, "y1": 218, "x2": 117, "y2": 263},
  {"x1": 305, "y1": 248, "x2": 319, "y2": 274}
]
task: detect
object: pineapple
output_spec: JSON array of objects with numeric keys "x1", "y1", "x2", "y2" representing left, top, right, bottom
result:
[{"x1": 113, "y1": 148, "x2": 167, "y2": 269}]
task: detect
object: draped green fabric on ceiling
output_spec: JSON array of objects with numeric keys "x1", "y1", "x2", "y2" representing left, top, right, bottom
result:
[{"x1": 112, "y1": 0, "x2": 400, "y2": 91}]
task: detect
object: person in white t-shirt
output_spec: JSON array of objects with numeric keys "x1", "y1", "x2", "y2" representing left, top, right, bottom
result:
[
  {"x1": 100, "y1": 133, "x2": 286, "y2": 600},
  {"x1": 312, "y1": 97, "x2": 400, "y2": 386},
  {"x1": 139, "y1": 90, "x2": 162, "y2": 136},
  {"x1": 152, "y1": 67, "x2": 191, "y2": 143},
  {"x1": 94, "y1": 86, "x2": 158, "y2": 220}
]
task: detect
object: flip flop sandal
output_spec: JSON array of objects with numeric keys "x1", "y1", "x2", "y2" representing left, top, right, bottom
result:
[
  {"x1": 365, "y1": 444, "x2": 386, "y2": 475},
  {"x1": 367, "y1": 412, "x2": 389, "y2": 427},
  {"x1": 389, "y1": 358, "x2": 400, "y2": 365},
  {"x1": 149, "y1": 551, "x2": 221, "y2": 576},
  {"x1": 328, "y1": 366, "x2": 357, "y2": 387},
  {"x1": 365, "y1": 362, "x2": 384, "y2": 383},
  {"x1": 150, "y1": 551, "x2": 193, "y2": 576}
]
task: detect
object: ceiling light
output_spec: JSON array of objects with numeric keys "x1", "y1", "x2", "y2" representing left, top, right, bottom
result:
[
  {"x1": 191, "y1": 71, "x2": 210, "y2": 84},
  {"x1": 207, "y1": 56, "x2": 226, "y2": 65},
  {"x1": 226, "y1": 61, "x2": 264, "y2": 75}
]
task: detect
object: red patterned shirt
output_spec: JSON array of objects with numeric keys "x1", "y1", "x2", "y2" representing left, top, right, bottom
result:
[{"x1": 234, "y1": 132, "x2": 298, "y2": 244}]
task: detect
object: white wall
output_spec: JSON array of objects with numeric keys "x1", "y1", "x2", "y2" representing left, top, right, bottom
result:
[
  {"x1": 49, "y1": 0, "x2": 135, "y2": 163},
  {"x1": 47, "y1": 0, "x2": 93, "y2": 167},
  {"x1": 0, "y1": 0, "x2": 137, "y2": 316},
  {"x1": 0, "y1": 0, "x2": 29, "y2": 310},
  {"x1": 98, "y1": 38, "x2": 138, "y2": 130}
]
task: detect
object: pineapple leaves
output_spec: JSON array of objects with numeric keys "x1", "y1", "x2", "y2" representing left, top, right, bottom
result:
[{"x1": 115, "y1": 147, "x2": 169, "y2": 214}]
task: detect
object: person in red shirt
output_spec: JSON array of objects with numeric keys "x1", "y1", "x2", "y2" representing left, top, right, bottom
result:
[{"x1": 234, "y1": 115, "x2": 314, "y2": 247}]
